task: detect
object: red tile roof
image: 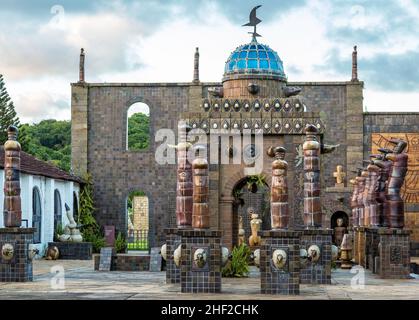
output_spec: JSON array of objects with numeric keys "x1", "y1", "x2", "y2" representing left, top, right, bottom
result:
[{"x1": 0, "y1": 147, "x2": 83, "y2": 183}]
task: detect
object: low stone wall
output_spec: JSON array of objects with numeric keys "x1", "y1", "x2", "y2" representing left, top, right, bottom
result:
[
  {"x1": 94, "y1": 254, "x2": 150, "y2": 271},
  {"x1": 49, "y1": 242, "x2": 92, "y2": 260}
]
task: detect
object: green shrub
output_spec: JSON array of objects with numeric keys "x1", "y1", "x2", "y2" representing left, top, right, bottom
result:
[
  {"x1": 53, "y1": 223, "x2": 64, "y2": 242},
  {"x1": 115, "y1": 232, "x2": 127, "y2": 253},
  {"x1": 222, "y1": 244, "x2": 251, "y2": 278},
  {"x1": 83, "y1": 231, "x2": 106, "y2": 253}
]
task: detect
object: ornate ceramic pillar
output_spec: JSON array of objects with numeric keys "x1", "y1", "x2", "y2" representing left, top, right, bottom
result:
[
  {"x1": 267, "y1": 146, "x2": 289, "y2": 229},
  {"x1": 385, "y1": 139, "x2": 408, "y2": 229},
  {"x1": 362, "y1": 165, "x2": 372, "y2": 227},
  {"x1": 176, "y1": 123, "x2": 193, "y2": 228},
  {"x1": 356, "y1": 169, "x2": 367, "y2": 227},
  {"x1": 3, "y1": 125, "x2": 22, "y2": 227},
  {"x1": 350, "y1": 172, "x2": 360, "y2": 227},
  {"x1": 192, "y1": 145, "x2": 209, "y2": 229},
  {"x1": 303, "y1": 124, "x2": 321, "y2": 228}
]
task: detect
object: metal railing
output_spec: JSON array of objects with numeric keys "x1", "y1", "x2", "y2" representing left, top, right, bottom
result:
[{"x1": 127, "y1": 229, "x2": 149, "y2": 251}]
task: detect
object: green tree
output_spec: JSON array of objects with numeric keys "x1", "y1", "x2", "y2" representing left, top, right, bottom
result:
[
  {"x1": 128, "y1": 112, "x2": 150, "y2": 150},
  {"x1": 0, "y1": 74, "x2": 21, "y2": 144}
]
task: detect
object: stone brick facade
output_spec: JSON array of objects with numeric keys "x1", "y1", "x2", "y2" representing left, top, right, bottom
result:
[
  {"x1": 132, "y1": 196, "x2": 148, "y2": 230},
  {"x1": 70, "y1": 70, "x2": 419, "y2": 254}
]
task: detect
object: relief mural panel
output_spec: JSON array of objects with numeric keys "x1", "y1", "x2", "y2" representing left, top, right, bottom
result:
[{"x1": 372, "y1": 133, "x2": 419, "y2": 203}]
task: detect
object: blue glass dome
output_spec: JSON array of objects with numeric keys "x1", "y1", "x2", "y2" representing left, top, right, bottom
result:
[{"x1": 224, "y1": 40, "x2": 286, "y2": 80}]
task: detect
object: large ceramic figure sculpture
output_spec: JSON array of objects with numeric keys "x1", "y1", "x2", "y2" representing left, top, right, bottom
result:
[
  {"x1": 334, "y1": 218, "x2": 347, "y2": 246},
  {"x1": 349, "y1": 171, "x2": 360, "y2": 227},
  {"x1": 192, "y1": 145, "x2": 210, "y2": 229},
  {"x1": 384, "y1": 139, "x2": 408, "y2": 228},
  {"x1": 248, "y1": 207, "x2": 262, "y2": 246},
  {"x1": 362, "y1": 164, "x2": 372, "y2": 227},
  {"x1": 175, "y1": 123, "x2": 193, "y2": 228},
  {"x1": 363, "y1": 159, "x2": 380, "y2": 227},
  {"x1": 371, "y1": 150, "x2": 393, "y2": 226},
  {"x1": 58, "y1": 204, "x2": 83, "y2": 242},
  {"x1": 267, "y1": 146, "x2": 289, "y2": 229},
  {"x1": 3, "y1": 125, "x2": 22, "y2": 227},
  {"x1": 303, "y1": 124, "x2": 321, "y2": 228},
  {"x1": 356, "y1": 168, "x2": 367, "y2": 227}
]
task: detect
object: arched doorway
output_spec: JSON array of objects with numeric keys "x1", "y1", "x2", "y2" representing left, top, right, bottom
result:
[
  {"x1": 126, "y1": 190, "x2": 149, "y2": 251},
  {"x1": 231, "y1": 176, "x2": 270, "y2": 247}
]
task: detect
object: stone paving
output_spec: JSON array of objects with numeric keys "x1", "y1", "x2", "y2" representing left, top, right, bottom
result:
[{"x1": 0, "y1": 259, "x2": 417, "y2": 300}]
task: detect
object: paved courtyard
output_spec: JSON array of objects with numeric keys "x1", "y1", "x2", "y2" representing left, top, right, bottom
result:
[{"x1": 0, "y1": 259, "x2": 417, "y2": 300}]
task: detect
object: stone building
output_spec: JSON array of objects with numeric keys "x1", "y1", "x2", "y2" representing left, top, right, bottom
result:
[{"x1": 71, "y1": 26, "x2": 419, "y2": 253}]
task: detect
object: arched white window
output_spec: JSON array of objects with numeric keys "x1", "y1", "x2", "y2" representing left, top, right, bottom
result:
[{"x1": 32, "y1": 187, "x2": 42, "y2": 243}]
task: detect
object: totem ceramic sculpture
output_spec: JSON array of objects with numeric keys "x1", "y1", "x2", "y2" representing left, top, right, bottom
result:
[
  {"x1": 356, "y1": 168, "x2": 368, "y2": 227},
  {"x1": 363, "y1": 159, "x2": 380, "y2": 227},
  {"x1": 58, "y1": 203, "x2": 83, "y2": 242},
  {"x1": 349, "y1": 174, "x2": 360, "y2": 227},
  {"x1": 248, "y1": 208, "x2": 262, "y2": 246},
  {"x1": 384, "y1": 139, "x2": 408, "y2": 228},
  {"x1": 192, "y1": 145, "x2": 210, "y2": 229},
  {"x1": 3, "y1": 125, "x2": 22, "y2": 227},
  {"x1": 372, "y1": 150, "x2": 393, "y2": 227},
  {"x1": 238, "y1": 216, "x2": 245, "y2": 246},
  {"x1": 267, "y1": 146, "x2": 289, "y2": 229},
  {"x1": 175, "y1": 123, "x2": 193, "y2": 228},
  {"x1": 303, "y1": 124, "x2": 322, "y2": 228},
  {"x1": 362, "y1": 164, "x2": 372, "y2": 227}
]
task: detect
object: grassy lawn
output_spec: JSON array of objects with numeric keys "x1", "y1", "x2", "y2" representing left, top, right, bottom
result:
[{"x1": 127, "y1": 241, "x2": 149, "y2": 250}]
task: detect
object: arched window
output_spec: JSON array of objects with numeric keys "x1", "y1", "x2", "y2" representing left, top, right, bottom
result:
[
  {"x1": 73, "y1": 191, "x2": 79, "y2": 223},
  {"x1": 32, "y1": 187, "x2": 42, "y2": 243},
  {"x1": 54, "y1": 189, "x2": 62, "y2": 233},
  {"x1": 127, "y1": 102, "x2": 150, "y2": 151}
]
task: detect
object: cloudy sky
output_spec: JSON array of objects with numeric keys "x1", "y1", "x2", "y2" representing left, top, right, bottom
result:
[{"x1": 0, "y1": 0, "x2": 418, "y2": 123}]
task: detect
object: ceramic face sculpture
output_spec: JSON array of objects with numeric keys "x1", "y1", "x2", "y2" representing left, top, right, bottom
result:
[
  {"x1": 253, "y1": 249, "x2": 261, "y2": 267},
  {"x1": 193, "y1": 248, "x2": 207, "y2": 268},
  {"x1": 299, "y1": 248, "x2": 308, "y2": 267},
  {"x1": 331, "y1": 245, "x2": 339, "y2": 261},
  {"x1": 173, "y1": 244, "x2": 182, "y2": 267},
  {"x1": 272, "y1": 249, "x2": 287, "y2": 269},
  {"x1": 160, "y1": 244, "x2": 167, "y2": 261},
  {"x1": 28, "y1": 244, "x2": 39, "y2": 260},
  {"x1": 221, "y1": 247, "x2": 229, "y2": 267},
  {"x1": 307, "y1": 245, "x2": 321, "y2": 263},
  {"x1": 1, "y1": 243, "x2": 14, "y2": 261}
]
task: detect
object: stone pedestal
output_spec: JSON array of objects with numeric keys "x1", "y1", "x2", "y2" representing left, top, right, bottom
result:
[
  {"x1": 354, "y1": 227, "x2": 366, "y2": 267},
  {"x1": 179, "y1": 229, "x2": 221, "y2": 293},
  {"x1": 365, "y1": 228, "x2": 380, "y2": 273},
  {"x1": 164, "y1": 228, "x2": 181, "y2": 284},
  {"x1": 300, "y1": 229, "x2": 332, "y2": 284},
  {"x1": 378, "y1": 228, "x2": 411, "y2": 279},
  {"x1": 260, "y1": 230, "x2": 300, "y2": 295},
  {"x1": 0, "y1": 228, "x2": 35, "y2": 282}
]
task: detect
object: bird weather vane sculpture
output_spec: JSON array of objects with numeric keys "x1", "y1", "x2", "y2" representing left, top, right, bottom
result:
[{"x1": 243, "y1": 5, "x2": 262, "y2": 40}]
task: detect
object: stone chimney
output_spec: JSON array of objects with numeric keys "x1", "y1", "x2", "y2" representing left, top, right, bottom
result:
[
  {"x1": 351, "y1": 45, "x2": 358, "y2": 82},
  {"x1": 193, "y1": 47, "x2": 199, "y2": 83},
  {"x1": 79, "y1": 48, "x2": 85, "y2": 83}
]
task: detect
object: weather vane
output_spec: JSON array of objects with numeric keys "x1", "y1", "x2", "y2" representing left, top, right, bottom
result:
[{"x1": 243, "y1": 5, "x2": 262, "y2": 40}]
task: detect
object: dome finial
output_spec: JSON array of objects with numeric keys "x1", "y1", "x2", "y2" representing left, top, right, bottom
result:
[{"x1": 242, "y1": 5, "x2": 262, "y2": 41}]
